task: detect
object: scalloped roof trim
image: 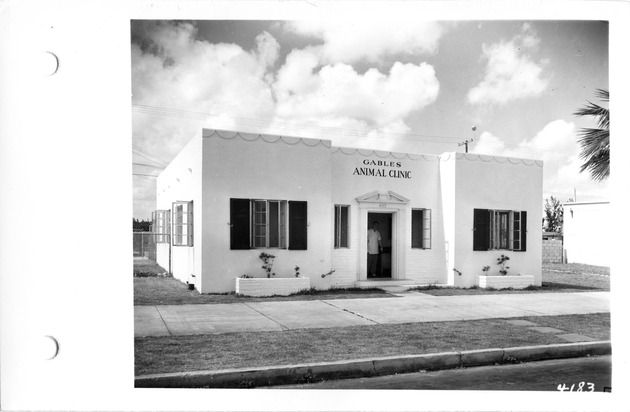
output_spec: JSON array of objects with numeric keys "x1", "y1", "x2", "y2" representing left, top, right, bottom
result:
[
  {"x1": 202, "y1": 128, "x2": 331, "y2": 148},
  {"x1": 331, "y1": 147, "x2": 440, "y2": 162},
  {"x1": 439, "y1": 152, "x2": 543, "y2": 167}
]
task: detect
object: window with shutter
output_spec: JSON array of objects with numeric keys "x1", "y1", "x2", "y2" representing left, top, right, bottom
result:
[
  {"x1": 412, "y1": 208, "x2": 431, "y2": 249},
  {"x1": 289, "y1": 201, "x2": 307, "y2": 250},
  {"x1": 475, "y1": 208, "x2": 527, "y2": 251},
  {"x1": 334, "y1": 205, "x2": 349, "y2": 248}
]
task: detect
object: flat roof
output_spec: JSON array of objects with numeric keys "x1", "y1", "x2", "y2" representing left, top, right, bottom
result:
[
  {"x1": 562, "y1": 201, "x2": 610, "y2": 206},
  {"x1": 201, "y1": 128, "x2": 543, "y2": 165}
]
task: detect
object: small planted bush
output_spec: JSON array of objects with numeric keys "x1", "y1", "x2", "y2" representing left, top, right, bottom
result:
[
  {"x1": 259, "y1": 252, "x2": 276, "y2": 278},
  {"x1": 497, "y1": 254, "x2": 510, "y2": 276}
]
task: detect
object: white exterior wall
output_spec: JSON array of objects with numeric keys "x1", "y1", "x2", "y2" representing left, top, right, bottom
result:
[
  {"x1": 330, "y1": 149, "x2": 447, "y2": 286},
  {"x1": 439, "y1": 153, "x2": 457, "y2": 285},
  {"x1": 155, "y1": 137, "x2": 202, "y2": 284},
  {"x1": 200, "y1": 130, "x2": 333, "y2": 293},
  {"x1": 563, "y1": 202, "x2": 609, "y2": 266},
  {"x1": 440, "y1": 153, "x2": 543, "y2": 287},
  {"x1": 156, "y1": 129, "x2": 544, "y2": 293}
]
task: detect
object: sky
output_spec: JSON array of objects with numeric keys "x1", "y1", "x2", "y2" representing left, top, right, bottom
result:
[{"x1": 131, "y1": 19, "x2": 609, "y2": 220}]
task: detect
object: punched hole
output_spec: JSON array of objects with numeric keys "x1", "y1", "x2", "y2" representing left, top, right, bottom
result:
[
  {"x1": 40, "y1": 51, "x2": 59, "y2": 76},
  {"x1": 38, "y1": 335, "x2": 59, "y2": 360}
]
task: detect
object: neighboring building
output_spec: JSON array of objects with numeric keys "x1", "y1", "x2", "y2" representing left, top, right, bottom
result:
[
  {"x1": 155, "y1": 129, "x2": 543, "y2": 293},
  {"x1": 562, "y1": 201, "x2": 610, "y2": 267},
  {"x1": 542, "y1": 232, "x2": 564, "y2": 264}
]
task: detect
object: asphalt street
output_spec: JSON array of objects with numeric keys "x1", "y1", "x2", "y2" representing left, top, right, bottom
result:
[{"x1": 273, "y1": 355, "x2": 612, "y2": 391}]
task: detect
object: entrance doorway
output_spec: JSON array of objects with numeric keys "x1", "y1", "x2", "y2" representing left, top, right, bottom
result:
[{"x1": 367, "y1": 212, "x2": 393, "y2": 278}]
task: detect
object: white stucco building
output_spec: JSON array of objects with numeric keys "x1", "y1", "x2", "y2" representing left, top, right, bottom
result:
[
  {"x1": 562, "y1": 201, "x2": 610, "y2": 267},
  {"x1": 154, "y1": 129, "x2": 543, "y2": 294}
]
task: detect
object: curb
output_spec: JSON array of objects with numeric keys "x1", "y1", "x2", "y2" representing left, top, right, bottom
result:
[{"x1": 135, "y1": 341, "x2": 611, "y2": 388}]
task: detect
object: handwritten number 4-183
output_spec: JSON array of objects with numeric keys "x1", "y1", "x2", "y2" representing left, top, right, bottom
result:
[{"x1": 557, "y1": 382, "x2": 595, "y2": 392}]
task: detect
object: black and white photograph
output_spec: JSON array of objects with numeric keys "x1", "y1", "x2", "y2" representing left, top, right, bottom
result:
[
  {"x1": 131, "y1": 17, "x2": 613, "y2": 391},
  {"x1": 2, "y1": 1, "x2": 629, "y2": 411}
]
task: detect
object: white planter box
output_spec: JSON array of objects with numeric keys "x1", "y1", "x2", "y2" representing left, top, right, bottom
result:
[
  {"x1": 235, "y1": 277, "x2": 311, "y2": 297},
  {"x1": 478, "y1": 275, "x2": 535, "y2": 289}
]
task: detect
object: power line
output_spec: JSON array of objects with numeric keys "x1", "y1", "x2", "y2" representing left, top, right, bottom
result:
[
  {"x1": 133, "y1": 151, "x2": 169, "y2": 167},
  {"x1": 132, "y1": 103, "x2": 465, "y2": 143},
  {"x1": 133, "y1": 162, "x2": 165, "y2": 168},
  {"x1": 133, "y1": 173, "x2": 160, "y2": 178},
  {"x1": 132, "y1": 144, "x2": 170, "y2": 166},
  {"x1": 132, "y1": 104, "x2": 575, "y2": 159},
  {"x1": 543, "y1": 190, "x2": 608, "y2": 199}
]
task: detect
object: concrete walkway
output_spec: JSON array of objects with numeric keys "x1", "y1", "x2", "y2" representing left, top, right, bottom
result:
[{"x1": 134, "y1": 291, "x2": 609, "y2": 337}]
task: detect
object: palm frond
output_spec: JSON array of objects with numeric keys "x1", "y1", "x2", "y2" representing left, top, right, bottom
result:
[
  {"x1": 573, "y1": 89, "x2": 610, "y2": 182},
  {"x1": 595, "y1": 89, "x2": 609, "y2": 102}
]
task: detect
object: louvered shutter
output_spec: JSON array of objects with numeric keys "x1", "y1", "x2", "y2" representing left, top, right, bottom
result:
[
  {"x1": 288, "y1": 201, "x2": 307, "y2": 250},
  {"x1": 423, "y1": 209, "x2": 431, "y2": 249},
  {"x1": 230, "y1": 198, "x2": 251, "y2": 250},
  {"x1": 473, "y1": 209, "x2": 490, "y2": 251},
  {"x1": 411, "y1": 209, "x2": 423, "y2": 248},
  {"x1": 520, "y1": 210, "x2": 527, "y2": 252}
]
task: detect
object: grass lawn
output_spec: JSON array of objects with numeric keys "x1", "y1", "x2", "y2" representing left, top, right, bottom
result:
[
  {"x1": 412, "y1": 263, "x2": 609, "y2": 296},
  {"x1": 133, "y1": 259, "x2": 169, "y2": 276},
  {"x1": 134, "y1": 262, "x2": 610, "y2": 304},
  {"x1": 135, "y1": 312, "x2": 610, "y2": 376},
  {"x1": 134, "y1": 275, "x2": 392, "y2": 305}
]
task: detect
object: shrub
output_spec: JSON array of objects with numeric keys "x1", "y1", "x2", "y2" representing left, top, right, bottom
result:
[
  {"x1": 134, "y1": 269, "x2": 169, "y2": 277},
  {"x1": 497, "y1": 255, "x2": 510, "y2": 276},
  {"x1": 259, "y1": 252, "x2": 276, "y2": 278}
]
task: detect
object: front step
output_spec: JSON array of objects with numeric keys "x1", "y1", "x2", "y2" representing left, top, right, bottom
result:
[{"x1": 354, "y1": 279, "x2": 443, "y2": 289}]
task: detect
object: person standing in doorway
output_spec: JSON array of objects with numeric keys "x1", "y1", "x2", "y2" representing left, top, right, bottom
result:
[{"x1": 367, "y1": 221, "x2": 383, "y2": 278}]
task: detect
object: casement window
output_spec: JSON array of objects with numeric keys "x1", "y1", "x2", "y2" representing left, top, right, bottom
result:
[
  {"x1": 411, "y1": 208, "x2": 432, "y2": 249},
  {"x1": 172, "y1": 201, "x2": 193, "y2": 246},
  {"x1": 253, "y1": 199, "x2": 287, "y2": 248},
  {"x1": 334, "y1": 205, "x2": 350, "y2": 248},
  {"x1": 230, "y1": 198, "x2": 307, "y2": 250},
  {"x1": 152, "y1": 209, "x2": 170, "y2": 243},
  {"x1": 473, "y1": 209, "x2": 527, "y2": 251}
]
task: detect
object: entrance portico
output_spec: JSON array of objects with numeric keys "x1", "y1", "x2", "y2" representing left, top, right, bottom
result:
[{"x1": 355, "y1": 191, "x2": 409, "y2": 283}]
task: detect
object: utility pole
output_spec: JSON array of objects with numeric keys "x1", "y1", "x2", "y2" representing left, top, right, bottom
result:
[
  {"x1": 458, "y1": 126, "x2": 477, "y2": 153},
  {"x1": 458, "y1": 138, "x2": 474, "y2": 153}
]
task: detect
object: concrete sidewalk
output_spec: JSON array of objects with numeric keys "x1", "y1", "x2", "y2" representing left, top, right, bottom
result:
[{"x1": 134, "y1": 290, "x2": 609, "y2": 337}]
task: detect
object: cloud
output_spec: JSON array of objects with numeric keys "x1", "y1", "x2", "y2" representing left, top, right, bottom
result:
[
  {"x1": 473, "y1": 119, "x2": 575, "y2": 160},
  {"x1": 282, "y1": 20, "x2": 445, "y2": 63},
  {"x1": 472, "y1": 119, "x2": 608, "y2": 201},
  {"x1": 132, "y1": 21, "x2": 283, "y2": 153},
  {"x1": 274, "y1": 48, "x2": 440, "y2": 127},
  {"x1": 131, "y1": 21, "x2": 443, "y2": 217},
  {"x1": 132, "y1": 22, "x2": 281, "y2": 217},
  {"x1": 467, "y1": 24, "x2": 549, "y2": 105}
]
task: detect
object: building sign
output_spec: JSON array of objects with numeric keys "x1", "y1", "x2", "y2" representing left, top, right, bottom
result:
[{"x1": 352, "y1": 159, "x2": 412, "y2": 179}]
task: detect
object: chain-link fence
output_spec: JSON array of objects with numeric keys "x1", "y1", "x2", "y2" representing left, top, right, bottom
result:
[{"x1": 133, "y1": 231, "x2": 157, "y2": 261}]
